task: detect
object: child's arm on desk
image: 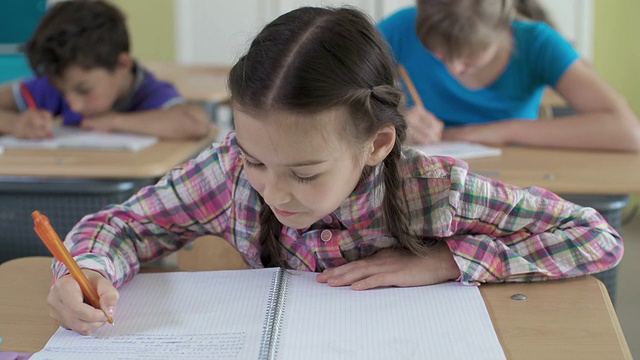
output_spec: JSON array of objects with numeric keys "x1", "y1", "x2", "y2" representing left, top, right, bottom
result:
[
  {"x1": 443, "y1": 60, "x2": 640, "y2": 152},
  {"x1": 321, "y1": 167, "x2": 622, "y2": 289},
  {"x1": 81, "y1": 103, "x2": 211, "y2": 140}
]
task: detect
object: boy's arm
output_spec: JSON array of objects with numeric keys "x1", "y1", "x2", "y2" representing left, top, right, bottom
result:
[
  {"x1": 81, "y1": 103, "x2": 212, "y2": 139},
  {"x1": 0, "y1": 85, "x2": 20, "y2": 134}
]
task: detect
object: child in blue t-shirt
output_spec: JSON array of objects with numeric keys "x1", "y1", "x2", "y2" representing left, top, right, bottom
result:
[
  {"x1": 379, "y1": 0, "x2": 640, "y2": 151},
  {"x1": 0, "y1": 0, "x2": 211, "y2": 140}
]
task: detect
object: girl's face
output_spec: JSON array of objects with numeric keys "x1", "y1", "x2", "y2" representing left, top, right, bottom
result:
[
  {"x1": 433, "y1": 41, "x2": 500, "y2": 78},
  {"x1": 234, "y1": 107, "x2": 368, "y2": 229}
]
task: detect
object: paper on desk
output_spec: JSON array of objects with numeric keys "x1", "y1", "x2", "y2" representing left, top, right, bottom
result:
[
  {"x1": 278, "y1": 272, "x2": 505, "y2": 360},
  {"x1": 415, "y1": 141, "x2": 502, "y2": 160},
  {"x1": 30, "y1": 270, "x2": 276, "y2": 360},
  {"x1": 30, "y1": 270, "x2": 506, "y2": 360},
  {"x1": 0, "y1": 127, "x2": 158, "y2": 152}
]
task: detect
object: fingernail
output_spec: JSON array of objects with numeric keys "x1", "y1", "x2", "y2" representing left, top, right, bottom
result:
[{"x1": 107, "y1": 307, "x2": 115, "y2": 315}]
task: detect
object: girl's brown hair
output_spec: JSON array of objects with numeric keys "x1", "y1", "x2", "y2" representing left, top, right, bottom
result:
[
  {"x1": 416, "y1": 0, "x2": 513, "y2": 61},
  {"x1": 228, "y1": 7, "x2": 434, "y2": 268}
]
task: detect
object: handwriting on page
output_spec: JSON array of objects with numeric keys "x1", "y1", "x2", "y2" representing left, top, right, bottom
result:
[
  {"x1": 30, "y1": 269, "x2": 279, "y2": 360},
  {"x1": 39, "y1": 332, "x2": 246, "y2": 359}
]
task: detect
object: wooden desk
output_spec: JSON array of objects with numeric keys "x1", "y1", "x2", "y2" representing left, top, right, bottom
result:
[
  {"x1": 0, "y1": 130, "x2": 218, "y2": 264},
  {"x1": 0, "y1": 128, "x2": 217, "y2": 179},
  {"x1": 143, "y1": 62, "x2": 230, "y2": 104},
  {"x1": 465, "y1": 146, "x2": 640, "y2": 195},
  {"x1": 0, "y1": 257, "x2": 631, "y2": 359}
]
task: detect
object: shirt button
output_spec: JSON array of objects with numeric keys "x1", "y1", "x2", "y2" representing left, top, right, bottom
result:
[
  {"x1": 320, "y1": 229, "x2": 332, "y2": 242},
  {"x1": 323, "y1": 215, "x2": 333, "y2": 223}
]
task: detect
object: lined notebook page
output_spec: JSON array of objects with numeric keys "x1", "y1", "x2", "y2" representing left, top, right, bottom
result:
[
  {"x1": 278, "y1": 271, "x2": 505, "y2": 360},
  {"x1": 31, "y1": 269, "x2": 278, "y2": 360}
]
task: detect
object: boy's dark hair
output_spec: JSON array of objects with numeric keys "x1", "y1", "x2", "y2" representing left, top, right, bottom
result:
[
  {"x1": 229, "y1": 7, "x2": 434, "y2": 268},
  {"x1": 25, "y1": 0, "x2": 130, "y2": 78}
]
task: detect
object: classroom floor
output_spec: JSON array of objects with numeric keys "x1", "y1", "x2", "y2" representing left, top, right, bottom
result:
[{"x1": 618, "y1": 216, "x2": 640, "y2": 358}]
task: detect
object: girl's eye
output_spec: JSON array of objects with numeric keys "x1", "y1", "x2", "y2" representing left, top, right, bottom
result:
[
  {"x1": 294, "y1": 174, "x2": 319, "y2": 184},
  {"x1": 242, "y1": 157, "x2": 263, "y2": 169}
]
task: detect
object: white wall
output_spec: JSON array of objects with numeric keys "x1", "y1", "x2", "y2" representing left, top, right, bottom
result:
[{"x1": 176, "y1": 0, "x2": 593, "y2": 65}]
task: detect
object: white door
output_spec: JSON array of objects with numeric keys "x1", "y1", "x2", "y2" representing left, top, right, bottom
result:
[{"x1": 175, "y1": 0, "x2": 593, "y2": 65}]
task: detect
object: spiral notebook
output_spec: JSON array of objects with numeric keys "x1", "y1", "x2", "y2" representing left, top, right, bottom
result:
[{"x1": 31, "y1": 268, "x2": 505, "y2": 360}]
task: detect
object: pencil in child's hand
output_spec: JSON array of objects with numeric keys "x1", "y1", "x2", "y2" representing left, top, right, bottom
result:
[
  {"x1": 398, "y1": 64, "x2": 425, "y2": 109},
  {"x1": 20, "y1": 83, "x2": 38, "y2": 110},
  {"x1": 32, "y1": 210, "x2": 115, "y2": 325},
  {"x1": 20, "y1": 83, "x2": 53, "y2": 138}
]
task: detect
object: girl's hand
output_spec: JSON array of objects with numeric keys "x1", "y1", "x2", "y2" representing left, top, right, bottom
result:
[
  {"x1": 316, "y1": 242, "x2": 459, "y2": 290},
  {"x1": 404, "y1": 106, "x2": 444, "y2": 145},
  {"x1": 47, "y1": 269, "x2": 119, "y2": 335},
  {"x1": 13, "y1": 109, "x2": 53, "y2": 139}
]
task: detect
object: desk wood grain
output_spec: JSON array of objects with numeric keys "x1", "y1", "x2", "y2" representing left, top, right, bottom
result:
[
  {"x1": 0, "y1": 128, "x2": 218, "y2": 179},
  {"x1": 466, "y1": 146, "x2": 640, "y2": 194},
  {"x1": 0, "y1": 257, "x2": 631, "y2": 359}
]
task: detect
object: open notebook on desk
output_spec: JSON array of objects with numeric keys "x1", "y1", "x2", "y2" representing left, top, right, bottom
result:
[
  {"x1": 415, "y1": 141, "x2": 502, "y2": 160},
  {"x1": 31, "y1": 268, "x2": 505, "y2": 360},
  {"x1": 0, "y1": 127, "x2": 158, "y2": 152}
]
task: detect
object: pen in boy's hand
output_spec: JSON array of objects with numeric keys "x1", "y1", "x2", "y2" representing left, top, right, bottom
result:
[
  {"x1": 20, "y1": 83, "x2": 38, "y2": 110},
  {"x1": 20, "y1": 84, "x2": 53, "y2": 138},
  {"x1": 32, "y1": 211, "x2": 115, "y2": 325}
]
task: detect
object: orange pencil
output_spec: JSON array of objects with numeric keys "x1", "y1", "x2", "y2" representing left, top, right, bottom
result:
[
  {"x1": 398, "y1": 64, "x2": 425, "y2": 109},
  {"x1": 32, "y1": 210, "x2": 114, "y2": 325}
]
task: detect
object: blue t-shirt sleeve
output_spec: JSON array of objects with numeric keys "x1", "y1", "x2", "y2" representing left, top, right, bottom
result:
[
  {"x1": 12, "y1": 76, "x2": 65, "y2": 115},
  {"x1": 528, "y1": 22, "x2": 580, "y2": 87}
]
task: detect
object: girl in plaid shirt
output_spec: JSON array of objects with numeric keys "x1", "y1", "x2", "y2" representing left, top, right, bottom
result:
[{"x1": 48, "y1": 6, "x2": 622, "y2": 335}]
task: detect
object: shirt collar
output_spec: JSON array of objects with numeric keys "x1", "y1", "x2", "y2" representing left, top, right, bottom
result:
[{"x1": 112, "y1": 60, "x2": 145, "y2": 111}]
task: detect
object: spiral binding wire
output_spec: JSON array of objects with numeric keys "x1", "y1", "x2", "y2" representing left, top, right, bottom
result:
[{"x1": 258, "y1": 268, "x2": 289, "y2": 360}]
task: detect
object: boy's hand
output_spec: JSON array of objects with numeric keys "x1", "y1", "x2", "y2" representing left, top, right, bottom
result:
[
  {"x1": 47, "y1": 269, "x2": 119, "y2": 335},
  {"x1": 316, "y1": 242, "x2": 459, "y2": 290},
  {"x1": 404, "y1": 106, "x2": 444, "y2": 145},
  {"x1": 13, "y1": 109, "x2": 53, "y2": 139}
]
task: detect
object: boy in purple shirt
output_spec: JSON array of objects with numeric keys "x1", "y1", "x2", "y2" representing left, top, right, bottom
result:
[{"x1": 0, "y1": 0, "x2": 211, "y2": 140}]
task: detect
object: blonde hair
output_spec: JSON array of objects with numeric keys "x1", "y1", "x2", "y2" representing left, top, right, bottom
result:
[{"x1": 416, "y1": 0, "x2": 513, "y2": 61}]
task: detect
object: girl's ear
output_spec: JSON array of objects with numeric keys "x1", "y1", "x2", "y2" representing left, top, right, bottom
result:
[{"x1": 365, "y1": 125, "x2": 396, "y2": 166}]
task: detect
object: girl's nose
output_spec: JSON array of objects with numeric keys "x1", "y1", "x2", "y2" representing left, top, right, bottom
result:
[{"x1": 262, "y1": 175, "x2": 292, "y2": 207}]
